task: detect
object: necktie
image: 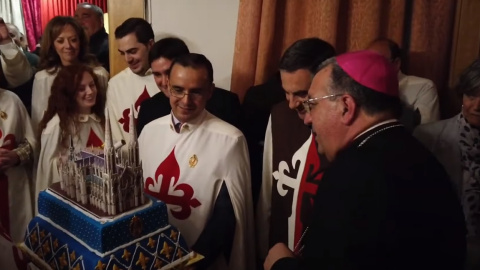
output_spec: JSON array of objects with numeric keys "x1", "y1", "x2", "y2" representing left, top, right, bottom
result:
[{"x1": 175, "y1": 122, "x2": 182, "y2": 133}]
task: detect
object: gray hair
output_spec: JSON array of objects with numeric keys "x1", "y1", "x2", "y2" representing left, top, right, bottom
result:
[
  {"x1": 455, "y1": 58, "x2": 480, "y2": 97},
  {"x1": 77, "y1": 2, "x2": 104, "y2": 18}
]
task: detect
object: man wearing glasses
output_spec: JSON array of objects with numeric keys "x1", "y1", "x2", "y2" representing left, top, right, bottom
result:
[
  {"x1": 136, "y1": 37, "x2": 242, "y2": 136},
  {"x1": 139, "y1": 53, "x2": 254, "y2": 270},
  {"x1": 256, "y1": 38, "x2": 335, "y2": 262},
  {"x1": 264, "y1": 50, "x2": 466, "y2": 270}
]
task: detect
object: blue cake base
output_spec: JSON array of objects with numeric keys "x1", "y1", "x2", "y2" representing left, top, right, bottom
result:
[
  {"x1": 37, "y1": 190, "x2": 168, "y2": 253},
  {"x1": 23, "y1": 216, "x2": 190, "y2": 270},
  {"x1": 23, "y1": 190, "x2": 193, "y2": 270}
]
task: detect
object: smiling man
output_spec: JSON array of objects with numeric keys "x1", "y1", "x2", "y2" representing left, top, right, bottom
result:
[
  {"x1": 136, "y1": 37, "x2": 242, "y2": 135},
  {"x1": 256, "y1": 38, "x2": 335, "y2": 263},
  {"x1": 139, "y1": 53, "x2": 254, "y2": 270},
  {"x1": 106, "y1": 18, "x2": 158, "y2": 146},
  {"x1": 265, "y1": 50, "x2": 466, "y2": 270}
]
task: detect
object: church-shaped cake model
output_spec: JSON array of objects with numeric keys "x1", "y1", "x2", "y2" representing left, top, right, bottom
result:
[{"x1": 58, "y1": 106, "x2": 146, "y2": 216}]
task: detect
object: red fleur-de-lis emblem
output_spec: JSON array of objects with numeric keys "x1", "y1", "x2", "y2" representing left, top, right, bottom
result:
[
  {"x1": 294, "y1": 136, "x2": 323, "y2": 246},
  {"x1": 86, "y1": 128, "x2": 104, "y2": 148},
  {"x1": 118, "y1": 86, "x2": 151, "y2": 133},
  {"x1": 144, "y1": 147, "x2": 201, "y2": 220}
]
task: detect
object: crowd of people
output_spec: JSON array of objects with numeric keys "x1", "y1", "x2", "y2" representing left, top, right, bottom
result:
[{"x1": 0, "y1": 2, "x2": 479, "y2": 270}]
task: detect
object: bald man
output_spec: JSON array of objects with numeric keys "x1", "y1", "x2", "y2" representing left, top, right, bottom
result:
[
  {"x1": 75, "y1": 3, "x2": 109, "y2": 71},
  {"x1": 367, "y1": 38, "x2": 440, "y2": 129}
]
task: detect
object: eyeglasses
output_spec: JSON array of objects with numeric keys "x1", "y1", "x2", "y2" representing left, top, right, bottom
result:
[
  {"x1": 302, "y1": 94, "x2": 343, "y2": 113},
  {"x1": 170, "y1": 87, "x2": 204, "y2": 100}
]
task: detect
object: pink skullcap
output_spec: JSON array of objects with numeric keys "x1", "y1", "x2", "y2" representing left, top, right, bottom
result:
[{"x1": 336, "y1": 50, "x2": 399, "y2": 97}]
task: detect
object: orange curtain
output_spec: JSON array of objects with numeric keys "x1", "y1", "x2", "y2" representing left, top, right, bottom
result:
[
  {"x1": 231, "y1": 0, "x2": 457, "y2": 117},
  {"x1": 40, "y1": 0, "x2": 108, "y2": 32}
]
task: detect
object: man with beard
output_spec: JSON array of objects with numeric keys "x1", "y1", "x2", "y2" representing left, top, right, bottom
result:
[{"x1": 256, "y1": 38, "x2": 335, "y2": 262}]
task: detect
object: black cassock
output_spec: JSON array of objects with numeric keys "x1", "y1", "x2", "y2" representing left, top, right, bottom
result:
[{"x1": 273, "y1": 121, "x2": 466, "y2": 270}]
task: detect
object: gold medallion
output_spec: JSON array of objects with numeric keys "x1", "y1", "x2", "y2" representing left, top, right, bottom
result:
[
  {"x1": 0, "y1": 111, "x2": 7, "y2": 120},
  {"x1": 189, "y1": 154, "x2": 198, "y2": 168}
]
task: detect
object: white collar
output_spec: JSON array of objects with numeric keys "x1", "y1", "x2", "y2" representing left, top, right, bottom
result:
[
  {"x1": 78, "y1": 113, "x2": 101, "y2": 123},
  {"x1": 169, "y1": 110, "x2": 207, "y2": 133},
  {"x1": 354, "y1": 119, "x2": 399, "y2": 141},
  {"x1": 128, "y1": 67, "x2": 153, "y2": 76}
]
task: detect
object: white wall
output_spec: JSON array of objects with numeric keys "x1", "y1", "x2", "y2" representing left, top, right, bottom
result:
[{"x1": 147, "y1": 0, "x2": 240, "y2": 90}]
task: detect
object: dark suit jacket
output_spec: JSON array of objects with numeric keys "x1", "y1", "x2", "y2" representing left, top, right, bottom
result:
[
  {"x1": 241, "y1": 73, "x2": 284, "y2": 206},
  {"x1": 89, "y1": 28, "x2": 109, "y2": 72},
  {"x1": 137, "y1": 87, "x2": 242, "y2": 136},
  {"x1": 273, "y1": 122, "x2": 466, "y2": 270}
]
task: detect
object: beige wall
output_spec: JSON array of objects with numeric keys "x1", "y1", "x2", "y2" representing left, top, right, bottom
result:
[{"x1": 147, "y1": 0, "x2": 240, "y2": 90}]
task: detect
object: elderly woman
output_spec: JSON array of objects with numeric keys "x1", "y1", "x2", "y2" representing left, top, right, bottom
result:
[
  {"x1": 414, "y1": 58, "x2": 480, "y2": 270},
  {"x1": 35, "y1": 64, "x2": 105, "y2": 201},
  {"x1": 31, "y1": 16, "x2": 109, "y2": 133}
]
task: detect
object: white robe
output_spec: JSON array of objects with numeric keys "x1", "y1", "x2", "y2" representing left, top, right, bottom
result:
[
  {"x1": 398, "y1": 72, "x2": 440, "y2": 124},
  {"x1": 106, "y1": 68, "x2": 158, "y2": 145},
  {"x1": 0, "y1": 41, "x2": 34, "y2": 88},
  {"x1": 139, "y1": 111, "x2": 254, "y2": 270},
  {"x1": 0, "y1": 89, "x2": 36, "y2": 243},
  {"x1": 35, "y1": 114, "x2": 105, "y2": 202},
  {"x1": 256, "y1": 116, "x2": 324, "y2": 259},
  {"x1": 30, "y1": 66, "x2": 109, "y2": 134}
]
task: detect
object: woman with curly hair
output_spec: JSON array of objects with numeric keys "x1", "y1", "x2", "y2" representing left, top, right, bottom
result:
[
  {"x1": 35, "y1": 64, "x2": 105, "y2": 199},
  {"x1": 31, "y1": 16, "x2": 109, "y2": 133}
]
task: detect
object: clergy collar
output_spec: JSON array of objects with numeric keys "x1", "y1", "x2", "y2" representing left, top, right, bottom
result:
[
  {"x1": 353, "y1": 119, "x2": 403, "y2": 147},
  {"x1": 77, "y1": 113, "x2": 101, "y2": 123},
  {"x1": 170, "y1": 110, "x2": 207, "y2": 133}
]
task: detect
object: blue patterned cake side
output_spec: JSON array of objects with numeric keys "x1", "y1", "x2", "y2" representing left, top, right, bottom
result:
[
  {"x1": 24, "y1": 216, "x2": 191, "y2": 270},
  {"x1": 37, "y1": 191, "x2": 168, "y2": 253}
]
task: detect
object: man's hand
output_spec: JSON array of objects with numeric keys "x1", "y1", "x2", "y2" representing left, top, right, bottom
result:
[
  {"x1": 264, "y1": 243, "x2": 294, "y2": 270},
  {"x1": 0, "y1": 18, "x2": 12, "y2": 45},
  {"x1": 0, "y1": 148, "x2": 20, "y2": 172}
]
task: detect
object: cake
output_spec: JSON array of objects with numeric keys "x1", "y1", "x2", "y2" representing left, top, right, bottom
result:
[{"x1": 21, "y1": 108, "x2": 197, "y2": 269}]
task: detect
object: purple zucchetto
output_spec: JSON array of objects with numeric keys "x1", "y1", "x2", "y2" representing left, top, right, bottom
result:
[{"x1": 336, "y1": 50, "x2": 399, "y2": 97}]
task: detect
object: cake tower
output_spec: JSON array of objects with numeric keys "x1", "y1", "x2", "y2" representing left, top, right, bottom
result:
[{"x1": 58, "y1": 107, "x2": 146, "y2": 216}]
